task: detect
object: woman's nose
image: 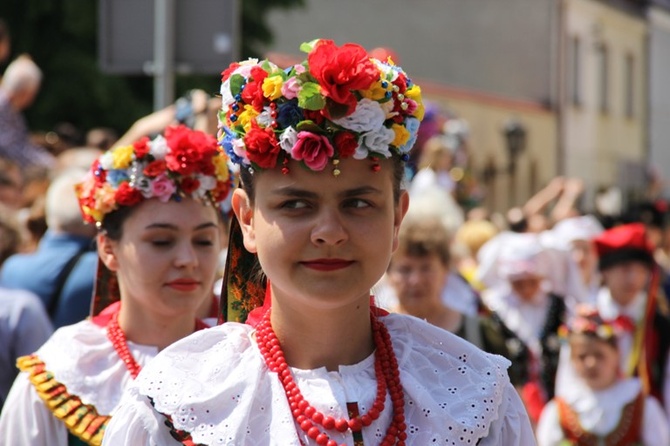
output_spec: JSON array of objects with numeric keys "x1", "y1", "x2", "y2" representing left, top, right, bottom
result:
[
  {"x1": 311, "y1": 209, "x2": 348, "y2": 246},
  {"x1": 174, "y1": 241, "x2": 199, "y2": 268}
]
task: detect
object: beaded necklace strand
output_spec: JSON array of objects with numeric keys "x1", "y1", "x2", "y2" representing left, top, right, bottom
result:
[
  {"x1": 107, "y1": 313, "x2": 208, "y2": 380},
  {"x1": 256, "y1": 310, "x2": 407, "y2": 446}
]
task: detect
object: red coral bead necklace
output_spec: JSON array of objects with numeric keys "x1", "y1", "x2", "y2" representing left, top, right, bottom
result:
[
  {"x1": 256, "y1": 310, "x2": 407, "y2": 446},
  {"x1": 107, "y1": 312, "x2": 208, "y2": 380}
]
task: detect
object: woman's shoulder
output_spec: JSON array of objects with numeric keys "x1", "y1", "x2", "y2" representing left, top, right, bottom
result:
[
  {"x1": 16, "y1": 319, "x2": 149, "y2": 418},
  {"x1": 384, "y1": 312, "x2": 511, "y2": 369},
  {"x1": 134, "y1": 322, "x2": 257, "y2": 399}
]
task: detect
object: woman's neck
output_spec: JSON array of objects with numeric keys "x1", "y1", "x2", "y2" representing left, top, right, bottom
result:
[
  {"x1": 118, "y1": 302, "x2": 198, "y2": 351},
  {"x1": 269, "y1": 297, "x2": 374, "y2": 372}
]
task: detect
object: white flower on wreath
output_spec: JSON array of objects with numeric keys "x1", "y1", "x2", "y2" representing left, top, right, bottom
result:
[
  {"x1": 355, "y1": 126, "x2": 395, "y2": 159},
  {"x1": 279, "y1": 127, "x2": 298, "y2": 153},
  {"x1": 332, "y1": 98, "x2": 385, "y2": 133},
  {"x1": 256, "y1": 106, "x2": 274, "y2": 127},
  {"x1": 220, "y1": 78, "x2": 235, "y2": 108},
  {"x1": 99, "y1": 152, "x2": 114, "y2": 170},
  {"x1": 150, "y1": 135, "x2": 169, "y2": 160},
  {"x1": 196, "y1": 175, "x2": 217, "y2": 198}
]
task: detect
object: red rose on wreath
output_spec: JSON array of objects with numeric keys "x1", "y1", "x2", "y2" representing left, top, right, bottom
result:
[
  {"x1": 333, "y1": 131, "x2": 358, "y2": 158},
  {"x1": 308, "y1": 40, "x2": 378, "y2": 115},
  {"x1": 245, "y1": 124, "x2": 281, "y2": 169},
  {"x1": 221, "y1": 62, "x2": 241, "y2": 82},
  {"x1": 143, "y1": 160, "x2": 167, "y2": 178},
  {"x1": 241, "y1": 66, "x2": 269, "y2": 111},
  {"x1": 180, "y1": 177, "x2": 200, "y2": 194},
  {"x1": 115, "y1": 182, "x2": 143, "y2": 207},
  {"x1": 133, "y1": 136, "x2": 151, "y2": 159}
]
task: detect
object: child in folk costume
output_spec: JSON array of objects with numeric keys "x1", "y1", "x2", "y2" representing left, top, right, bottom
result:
[
  {"x1": 587, "y1": 223, "x2": 670, "y2": 415},
  {"x1": 101, "y1": 39, "x2": 535, "y2": 445},
  {"x1": 0, "y1": 125, "x2": 234, "y2": 445},
  {"x1": 536, "y1": 306, "x2": 670, "y2": 445}
]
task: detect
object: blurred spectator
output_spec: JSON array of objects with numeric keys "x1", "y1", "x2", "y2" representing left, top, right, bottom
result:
[
  {"x1": 114, "y1": 88, "x2": 218, "y2": 146},
  {"x1": 544, "y1": 215, "x2": 604, "y2": 305},
  {"x1": 386, "y1": 217, "x2": 529, "y2": 387},
  {"x1": 55, "y1": 146, "x2": 103, "y2": 175},
  {"x1": 452, "y1": 219, "x2": 499, "y2": 291},
  {"x1": 85, "y1": 127, "x2": 118, "y2": 151},
  {"x1": 0, "y1": 55, "x2": 55, "y2": 171},
  {"x1": 0, "y1": 156, "x2": 23, "y2": 210},
  {"x1": 410, "y1": 135, "x2": 457, "y2": 197},
  {"x1": 0, "y1": 203, "x2": 23, "y2": 265},
  {"x1": 0, "y1": 169, "x2": 97, "y2": 328},
  {"x1": 0, "y1": 288, "x2": 53, "y2": 411},
  {"x1": 0, "y1": 18, "x2": 10, "y2": 68},
  {"x1": 480, "y1": 232, "x2": 567, "y2": 425}
]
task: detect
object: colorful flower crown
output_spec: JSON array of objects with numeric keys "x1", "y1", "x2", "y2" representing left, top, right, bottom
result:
[
  {"x1": 217, "y1": 39, "x2": 424, "y2": 174},
  {"x1": 558, "y1": 305, "x2": 626, "y2": 342},
  {"x1": 75, "y1": 125, "x2": 233, "y2": 225}
]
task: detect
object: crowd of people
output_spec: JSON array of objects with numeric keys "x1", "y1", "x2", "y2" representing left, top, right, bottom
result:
[{"x1": 1, "y1": 31, "x2": 670, "y2": 445}]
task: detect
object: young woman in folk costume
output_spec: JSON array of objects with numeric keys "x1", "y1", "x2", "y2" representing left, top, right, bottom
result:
[
  {"x1": 102, "y1": 39, "x2": 535, "y2": 445},
  {"x1": 536, "y1": 306, "x2": 670, "y2": 445},
  {"x1": 0, "y1": 125, "x2": 234, "y2": 445}
]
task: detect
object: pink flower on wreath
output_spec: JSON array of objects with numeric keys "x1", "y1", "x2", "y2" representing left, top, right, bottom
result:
[
  {"x1": 281, "y1": 76, "x2": 300, "y2": 100},
  {"x1": 291, "y1": 132, "x2": 334, "y2": 171},
  {"x1": 151, "y1": 174, "x2": 177, "y2": 202}
]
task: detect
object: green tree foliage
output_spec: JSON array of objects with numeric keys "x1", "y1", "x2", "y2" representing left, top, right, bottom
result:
[{"x1": 0, "y1": 0, "x2": 304, "y2": 137}]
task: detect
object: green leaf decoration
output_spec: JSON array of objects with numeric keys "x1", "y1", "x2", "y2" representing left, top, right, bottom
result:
[
  {"x1": 296, "y1": 120, "x2": 325, "y2": 134},
  {"x1": 300, "y1": 39, "x2": 320, "y2": 54},
  {"x1": 298, "y1": 82, "x2": 326, "y2": 110},
  {"x1": 229, "y1": 74, "x2": 245, "y2": 96}
]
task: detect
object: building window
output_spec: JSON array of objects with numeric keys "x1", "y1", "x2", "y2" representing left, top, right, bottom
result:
[
  {"x1": 625, "y1": 53, "x2": 634, "y2": 118},
  {"x1": 597, "y1": 44, "x2": 609, "y2": 113},
  {"x1": 570, "y1": 36, "x2": 581, "y2": 106}
]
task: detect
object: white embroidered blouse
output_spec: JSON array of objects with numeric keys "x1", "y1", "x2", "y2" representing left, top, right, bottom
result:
[{"x1": 102, "y1": 313, "x2": 535, "y2": 445}]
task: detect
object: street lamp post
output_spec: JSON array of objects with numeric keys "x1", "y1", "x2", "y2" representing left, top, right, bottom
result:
[{"x1": 503, "y1": 119, "x2": 527, "y2": 207}]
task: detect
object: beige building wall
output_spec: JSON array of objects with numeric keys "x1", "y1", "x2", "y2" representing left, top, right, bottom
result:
[
  {"x1": 422, "y1": 82, "x2": 556, "y2": 212},
  {"x1": 564, "y1": 0, "x2": 647, "y2": 199}
]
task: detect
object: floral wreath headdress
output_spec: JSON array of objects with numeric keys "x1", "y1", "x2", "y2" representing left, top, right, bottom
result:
[
  {"x1": 75, "y1": 125, "x2": 235, "y2": 317},
  {"x1": 217, "y1": 38, "x2": 424, "y2": 175},
  {"x1": 558, "y1": 305, "x2": 629, "y2": 343},
  {"x1": 76, "y1": 124, "x2": 234, "y2": 226}
]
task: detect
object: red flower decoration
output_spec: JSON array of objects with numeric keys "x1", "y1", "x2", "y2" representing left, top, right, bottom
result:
[
  {"x1": 333, "y1": 131, "x2": 358, "y2": 158},
  {"x1": 180, "y1": 177, "x2": 201, "y2": 194},
  {"x1": 212, "y1": 180, "x2": 231, "y2": 202},
  {"x1": 143, "y1": 160, "x2": 167, "y2": 177},
  {"x1": 164, "y1": 125, "x2": 219, "y2": 175},
  {"x1": 133, "y1": 136, "x2": 151, "y2": 159},
  {"x1": 308, "y1": 40, "x2": 378, "y2": 116},
  {"x1": 245, "y1": 124, "x2": 280, "y2": 169},
  {"x1": 221, "y1": 62, "x2": 241, "y2": 82},
  {"x1": 115, "y1": 182, "x2": 143, "y2": 207},
  {"x1": 241, "y1": 66, "x2": 269, "y2": 111}
]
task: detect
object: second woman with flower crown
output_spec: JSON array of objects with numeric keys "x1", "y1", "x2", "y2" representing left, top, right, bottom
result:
[
  {"x1": 102, "y1": 39, "x2": 535, "y2": 445},
  {"x1": 0, "y1": 125, "x2": 234, "y2": 445}
]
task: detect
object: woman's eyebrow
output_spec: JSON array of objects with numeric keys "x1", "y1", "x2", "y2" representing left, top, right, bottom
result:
[
  {"x1": 271, "y1": 186, "x2": 382, "y2": 199},
  {"x1": 144, "y1": 222, "x2": 218, "y2": 230}
]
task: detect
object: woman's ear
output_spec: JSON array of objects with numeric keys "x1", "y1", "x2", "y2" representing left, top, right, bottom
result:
[
  {"x1": 231, "y1": 188, "x2": 257, "y2": 253},
  {"x1": 97, "y1": 233, "x2": 120, "y2": 272},
  {"x1": 392, "y1": 191, "x2": 410, "y2": 253}
]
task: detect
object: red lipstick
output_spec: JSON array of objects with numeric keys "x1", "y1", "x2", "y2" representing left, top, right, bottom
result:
[
  {"x1": 300, "y1": 259, "x2": 354, "y2": 272},
  {"x1": 166, "y1": 278, "x2": 200, "y2": 292}
]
